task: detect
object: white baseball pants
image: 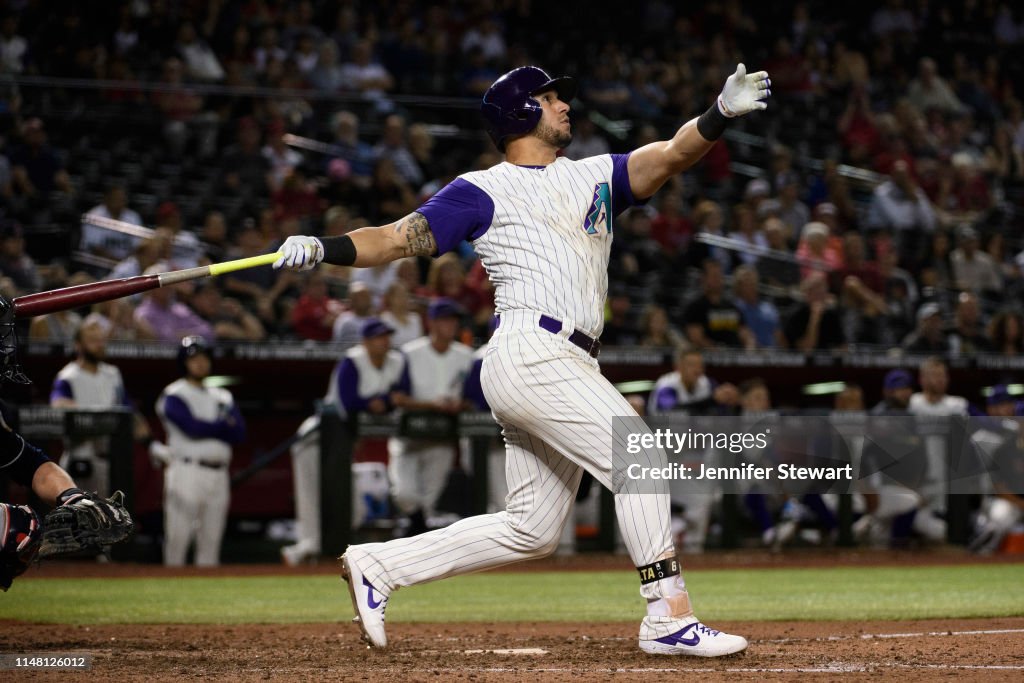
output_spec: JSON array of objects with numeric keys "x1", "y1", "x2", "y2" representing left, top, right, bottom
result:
[
  {"x1": 284, "y1": 416, "x2": 322, "y2": 559},
  {"x1": 348, "y1": 311, "x2": 675, "y2": 600},
  {"x1": 163, "y1": 460, "x2": 230, "y2": 566},
  {"x1": 387, "y1": 441, "x2": 454, "y2": 517}
]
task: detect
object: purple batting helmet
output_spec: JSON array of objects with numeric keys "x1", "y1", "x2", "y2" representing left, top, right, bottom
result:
[{"x1": 481, "y1": 66, "x2": 576, "y2": 152}]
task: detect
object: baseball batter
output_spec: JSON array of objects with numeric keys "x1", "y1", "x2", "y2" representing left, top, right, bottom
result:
[{"x1": 275, "y1": 63, "x2": 770, "y2": 656}]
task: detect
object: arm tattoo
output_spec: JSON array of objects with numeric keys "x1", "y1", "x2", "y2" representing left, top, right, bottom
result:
[{"x1": 396, "y1": 212, "x2": 437, "y2": 257}]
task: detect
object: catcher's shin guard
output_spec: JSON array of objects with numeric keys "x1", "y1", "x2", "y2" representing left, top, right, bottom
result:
[{"x1": 1, "y1": 503, "x2": 42, "y2": 590}]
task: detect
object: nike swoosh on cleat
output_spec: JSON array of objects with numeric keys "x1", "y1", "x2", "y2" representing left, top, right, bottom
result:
[
  {"x1": 363, "y1": 576, "x2": 383, "y2": 609},
  {"x1": 653, "y1": 623, "x2": 700, "y2": 647}
]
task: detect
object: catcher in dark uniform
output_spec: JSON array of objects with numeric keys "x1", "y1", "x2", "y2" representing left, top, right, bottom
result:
[{"x1": 0, "y1": 295, "x2": 133, "y2": 591}]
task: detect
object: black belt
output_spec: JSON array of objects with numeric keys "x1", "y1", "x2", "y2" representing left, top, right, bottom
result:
[
  {"x1": 496, "y1": 314, "x2": 601, "y2": 358},
  {"x1": 180, "y1": 457, "x2": 227, "y2": 470}
]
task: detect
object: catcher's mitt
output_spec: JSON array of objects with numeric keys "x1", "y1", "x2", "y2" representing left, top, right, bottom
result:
[
  {"x1": 39, "y1": 488, "x2": 134, "y2": 558},
  {"x1": 1, "y1": 503, "x2": 43, "y2": 591}
]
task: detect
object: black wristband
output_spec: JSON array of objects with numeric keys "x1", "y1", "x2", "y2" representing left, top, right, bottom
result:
[
  {"x1": 637, "y1": 557, "x2": 680, "y2": 585},
  {"x1": 56, "y1": 487, "x2": 85, "y2": 506},
  {"x1": 321, "y1": 235, "x2": 357, "y2": 266},
  {"x1": 696, "y1": 101, "x2": 730, "y2": 141}
]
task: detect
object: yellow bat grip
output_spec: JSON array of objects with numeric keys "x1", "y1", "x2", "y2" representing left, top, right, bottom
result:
[{"x1": 208, "y1": 252, "x2": 283, "y2": 277}]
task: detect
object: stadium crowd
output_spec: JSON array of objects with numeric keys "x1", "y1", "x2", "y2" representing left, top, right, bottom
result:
[{"x1": 1, "y1": 1, "x2": 1023, "y2": 357}]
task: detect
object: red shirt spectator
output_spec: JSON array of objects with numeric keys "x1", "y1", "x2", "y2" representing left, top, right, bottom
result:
[
  {"x1": 650, "y1": 193, "x2": 693, "y2": 254},
  {"x1": 828, "y1": 233, "x2": 885, "y2": 294},
  {"x1": 272, "y1": 167, "x2": 324, "y2": 221},
  {"x1": 290, "y1": 273, "x2": 343, "y2": 341},
  {"x1": 701, "y1": 139, "x2": 732, "y2": 185}
]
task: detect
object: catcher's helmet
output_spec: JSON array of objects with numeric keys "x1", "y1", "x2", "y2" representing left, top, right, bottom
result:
[
  {"x1": 481, "y1": 66, "x2": 576, "y2": 152},
  {"x1": 177, "y1": 335, "x2": 211, "y2": 374}
]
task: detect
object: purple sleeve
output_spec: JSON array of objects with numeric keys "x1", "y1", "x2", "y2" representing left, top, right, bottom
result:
[
  {"x1": 611, "y1": 152, "x2": 647, "y2": 216},
  {"x1": 417, "y1": 178, "x2": 495, "y2": 256},
  {"x1": 120, "y1": 392, "x2": 134, "y2": 410},
  {"x1": 337, "y1": 358, "x2": 369, "y2": 413},
  {"x1": 654, "y1": 386, "x2": 679, "y2": 412},
  {"x1": 221, "y1": 404, "x2": 246, "y2": 444},
  {"x1": 163, "y1": 395, "x2": 225, "y2": 439},
  {"x1": 50, "y1": 378, "x2": 73, "y2": 403}
]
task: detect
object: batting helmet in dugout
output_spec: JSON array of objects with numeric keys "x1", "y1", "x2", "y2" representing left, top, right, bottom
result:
[
  {"x1": 177, "y1": 335, "x2": 212, "y2": 375},
  {"x1": 481, "y1": 66, "x2": 577, "y2": 151}
]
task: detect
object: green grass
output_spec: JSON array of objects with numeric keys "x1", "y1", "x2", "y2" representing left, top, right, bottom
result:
[{"x1": 3, "y1": 565, "x2": 1023, "y2": 625}]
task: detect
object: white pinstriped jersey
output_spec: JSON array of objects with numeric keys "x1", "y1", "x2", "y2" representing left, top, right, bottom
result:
[{"x1": 419, "y1": 154, "x2": 641, "y2": 338}]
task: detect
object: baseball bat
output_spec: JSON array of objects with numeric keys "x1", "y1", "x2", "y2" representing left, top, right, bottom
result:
[
  {"x1": 230, "y1": 426, "x2": 315, "y2": 489},
  {"x1": 12, "y1": 252, "x2": 282, "y2": 319}
]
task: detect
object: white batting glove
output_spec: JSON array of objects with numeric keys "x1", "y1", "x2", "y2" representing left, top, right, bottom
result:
[
  {"x1": 717, "y1": 63, "x2": 771, "y2": 117},
  {"x1": 273, "y1": 235, "x2": 324, "y2": 271}
]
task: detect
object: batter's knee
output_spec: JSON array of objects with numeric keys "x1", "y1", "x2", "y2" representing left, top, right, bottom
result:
[{"x1": 503, "y1": 515, "x2": 565, "y2": 558}]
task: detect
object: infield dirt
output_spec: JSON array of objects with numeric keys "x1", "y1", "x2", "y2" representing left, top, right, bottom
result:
[{"x1": 7, "y1": 550, "x2": 1024, "y2": 681}]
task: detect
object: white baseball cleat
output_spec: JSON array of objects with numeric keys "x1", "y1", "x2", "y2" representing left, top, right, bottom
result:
[
  {"x1": 340, "y1": 553, "x2": 388, "y2": 648},
  {"x1": 639, "y1": 616, "x2": 748, "y2": 656}
]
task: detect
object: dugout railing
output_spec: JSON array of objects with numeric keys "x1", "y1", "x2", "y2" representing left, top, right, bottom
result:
[
  {"x1": 9, "y1": 406, "x2": 135, "y2": 560},
  {"x1": 321, "y1": 409, "x2": 982, "y2": 555},
  {"x1": 0, "y1": 405, "x2": 985, "y2": 560}
]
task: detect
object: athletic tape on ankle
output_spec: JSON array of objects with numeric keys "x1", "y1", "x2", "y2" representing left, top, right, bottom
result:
[
  {"x1": 637, "y1": 557, "x2": 680, "y2": 585},
  {"x1": 647, "y1": 591, "x2": 694, "y2": 619}
]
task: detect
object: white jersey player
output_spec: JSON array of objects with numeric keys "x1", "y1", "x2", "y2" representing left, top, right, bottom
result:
[
  {"x1": 648, "y1": 350, "x2": 738, "y2": 553},
  {"x1": 155, "y1": 337, "x2": 245, "y2": 567},
  {"x1": 648, "y1": 349, "x2": 739, "y2": 417},
  {"x1": 908, "y1": 356, "x2": 968, "y2": 515},
  {"x1": 275, "y1": 63, "x2": 771, "y2": 656},
  {"x1": 50, "y1": 318, "x2": 129, "y2": 496},
  {"x1": 389, "y1": 299, "x2": 474, "y2": 535},
  {"x1": 281, "y1": 318, "x2": 405, "y2": 566}
]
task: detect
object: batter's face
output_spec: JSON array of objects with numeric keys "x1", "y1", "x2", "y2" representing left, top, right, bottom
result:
[{"x1": 530, "y1": 90, "x2": 572, "y2": 149}]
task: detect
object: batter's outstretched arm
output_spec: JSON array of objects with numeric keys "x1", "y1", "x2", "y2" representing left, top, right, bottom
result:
[
  {"x1": 627, "y1": 119, "x2": 717, "y2": 200},
  {"x1": 273, "y1": 211, "x2": 437, "y2": 271},
  {"x1": 627, "y1": 63, "x2": 770, "y2": 200}
]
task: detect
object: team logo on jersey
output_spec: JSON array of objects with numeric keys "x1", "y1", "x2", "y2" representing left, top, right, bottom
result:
[{"x1": 583, "y1": 182, "x2": 612, "y2": 235}]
